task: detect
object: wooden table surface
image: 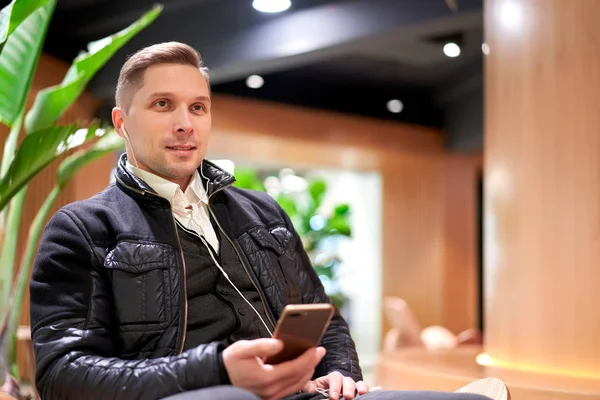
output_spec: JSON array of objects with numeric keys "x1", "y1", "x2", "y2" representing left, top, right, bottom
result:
[{"x1": 375, "y1": 346, "x2": 600, "y2": 400}]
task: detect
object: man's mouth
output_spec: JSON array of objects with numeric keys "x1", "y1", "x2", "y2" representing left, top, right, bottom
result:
[{"x1": 166, "y1": 146, "x2": 196, "y2": 151}]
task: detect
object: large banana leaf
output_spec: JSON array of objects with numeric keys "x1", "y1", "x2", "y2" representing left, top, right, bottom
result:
[
  {"x1": 57, "y1": 129, "x2": 124, "y2": 184},
  {"x1": 0, "y1": 112, "x2": 22, "y2": 187},
  {"x1": 0, "y1": 0, "x2": 49, "y2": 51},
  {"x1": 0, "y1": 123, "x2": 105, "y2": 211},
  {"x1": 0, "y1": 130, "x2": 124, "y2": 377},
  {"x1": 0, "y1": 0, "x2": 54, "y2": 128},
  {"x1": 0, "y1": 124, "x2": 99, "y2": 304},
  {"x1": 24, "y1": 4, "x2": 163, "y2": 134},
  {"x1": 0, "y1": 187, "x2": 26, "y2": 313}
]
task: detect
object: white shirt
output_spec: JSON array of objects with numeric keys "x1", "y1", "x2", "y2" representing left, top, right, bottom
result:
[{"x1": 126, "y1": 161, "x2": 220, "y2": 252}]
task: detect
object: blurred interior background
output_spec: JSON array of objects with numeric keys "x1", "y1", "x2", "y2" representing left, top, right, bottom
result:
[{"x1": 2, "y1": 0, "x2": 599, "y2": 399}]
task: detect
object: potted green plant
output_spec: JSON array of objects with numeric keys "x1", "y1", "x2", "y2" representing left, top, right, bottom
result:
[{"x1": 0, "y1": 1, "x2": 163, "y2": 398}]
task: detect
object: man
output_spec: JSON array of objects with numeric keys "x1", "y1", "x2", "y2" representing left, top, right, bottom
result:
[{"x1": 29, "y1": 42, "x2": 491, "y2": 400}]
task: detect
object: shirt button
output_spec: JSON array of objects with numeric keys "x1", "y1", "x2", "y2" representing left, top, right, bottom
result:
[
  {"x1": 238, "y1": 308, "x2": 246, "y2": 316},
  {"x1": 219, "y1": 289, "x2": 229, "y2": 296}
]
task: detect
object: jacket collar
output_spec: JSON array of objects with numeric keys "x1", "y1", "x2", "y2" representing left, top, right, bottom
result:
[{"x1": 114, "y1": 153, "x2": 236, "y2": 202}]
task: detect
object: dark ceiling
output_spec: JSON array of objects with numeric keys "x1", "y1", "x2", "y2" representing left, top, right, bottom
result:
[{"x1": 39, "y1": 0, "x2": 485, "y2": 151}]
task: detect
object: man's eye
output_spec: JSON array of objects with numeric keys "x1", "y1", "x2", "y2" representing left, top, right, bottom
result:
[
  {"x1": 157, "y1": 100, "x2": 167, "y2": 107},
  {"x1": 192, "y1": 104, "x2": 204, "y2": 111}
]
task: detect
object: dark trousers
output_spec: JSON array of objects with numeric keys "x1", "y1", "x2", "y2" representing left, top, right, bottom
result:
[{"x1": 161, "y1": 386, "x2": 492, "y2": 400}]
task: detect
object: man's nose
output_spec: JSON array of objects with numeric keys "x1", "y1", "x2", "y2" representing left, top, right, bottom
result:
[{"x1": 173, "y1": 108, "x2": 194, "y2": 135}]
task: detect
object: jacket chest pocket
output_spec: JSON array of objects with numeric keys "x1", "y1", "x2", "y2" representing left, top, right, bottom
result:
[
  {"x1": 247, "y1": 226, "x2": 301, "y2": 301},
  {"x1": 104, "y1": 241, "x2": 176, "y2": 327}
]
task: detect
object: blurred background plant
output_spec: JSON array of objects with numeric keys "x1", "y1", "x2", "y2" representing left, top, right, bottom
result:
[{"x1": 234, "y1": 166, "x2": 352, "y2": 310}]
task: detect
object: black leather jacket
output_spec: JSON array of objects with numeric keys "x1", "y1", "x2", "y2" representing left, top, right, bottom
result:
[{"x1": 29, "y1": 155, "x2": 361, "y2": 400}]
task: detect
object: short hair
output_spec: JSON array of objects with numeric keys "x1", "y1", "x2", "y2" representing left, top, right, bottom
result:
[{"x1": 115, "y1": 41, "x2": 210, "y2": 112}]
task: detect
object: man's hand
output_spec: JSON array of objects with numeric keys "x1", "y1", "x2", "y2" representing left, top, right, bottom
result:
[
  {"x1": 223, "y1": 338, "x2": 326, "y2": 400},
  {"x1": 303, "y1": 371, "x2": 379, "y2": 400}
]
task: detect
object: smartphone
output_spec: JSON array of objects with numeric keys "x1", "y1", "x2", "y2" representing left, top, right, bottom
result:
[{"x1": 263, "y1": 303, "x2": 335, "y2": 365}]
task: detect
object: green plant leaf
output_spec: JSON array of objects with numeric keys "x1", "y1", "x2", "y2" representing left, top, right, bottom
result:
[
  {"x1": 0, "y1": 0, "x2": 49, "y2": 52},
  {"x1": 0, "y1": 0, "x2": 55, "y2": 128},
  {"x1": 333, "y1": 203, "x2": 350, "y2": 216},
  {"x1": 314, "y1": 265, "x2": 334, "y2": 279},
  {"x1": 3, "y1": 131, "x2": 123, "y2": 369},
  {"x1": 328, "y1": 292, "x2": 347, "y2": 310},
  {"x1": 233, "y1": 167, "x2": 265, "y2": 192},
  {"x1": 308, "y1": 178, "x2": 327, "y2": 207},
  {"x1": 24, "y1": 4, "x2": 163, "y2": 133},
  {"x1": 325, "y1": 215, "x2": 352, "y2": 237},
  {"x1": 0, "y1": 111, "x2": 22, "y2": 188},
  {"x1": 0, "y1": 187, "x2": 26, "y2": 317},
  {"x1": 0, "y1": 124, "x2": 106, "y2": 211},
  {"x1": 275, "y1": 193, "x2": 298, "y2": 219},
  {"x1": 57, "y1": 130, "x2": 124, "y2": 185},
  {"x1": 2, "y1": 185, "x2": 54, "y2": 379}
]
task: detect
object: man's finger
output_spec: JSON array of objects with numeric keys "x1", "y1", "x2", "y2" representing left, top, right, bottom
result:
[
  {"x1": 267, "y1": 346, "x2": 324, "y2": 381},
  {"x1": 233, "y1": 338, "x2": 283, "y2": 359},
  {"x1": 302, "y1": 380, "x2": 318, "y2": 394},
  {"x1": 356, "y1": 381, "x2": 369, "y2": 395},
  {"x1": 342, "y1": 376, "x2": 357, "y2": 399},
  {"x1": 327, "y1": 372, "x2": 344, "y2": 400},
  {"x1": 289, "y1": 368, "x2": 317, "y2": 395},
  {"x1": 269, "y1": 367, "x2": 316, "y2": 400}
]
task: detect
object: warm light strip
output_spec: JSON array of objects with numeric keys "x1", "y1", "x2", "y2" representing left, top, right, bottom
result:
[{"x1": 476, "y1": 353, "x2": 600, "y2": 380}]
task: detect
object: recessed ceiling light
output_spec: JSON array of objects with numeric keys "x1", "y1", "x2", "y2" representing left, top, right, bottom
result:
[
  {"x1": 246, "y1": 74, "x2": 264, "y2": 89},
  {"x1": 387, "y1": 99, "x2": 403, "y2": 114},
  {"x1": 252, "y1": 0, "x2": 291, "y2": 13},
  {"x1": 443, "y1": 42, "x2": 461, "y2": 57}
]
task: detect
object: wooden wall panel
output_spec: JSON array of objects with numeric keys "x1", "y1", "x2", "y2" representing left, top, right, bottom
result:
[
  {"x1": 210, "y1": 96, "x2": 444, "y2": 163},
  {"x1": 442, "y1": 154, "x2": 482, "y2": 334},
  {"x1": 380, "y1": 156, "x2": 445, "y2": 336},
  {"x1": 485, "y1": 0, "x2": 600, "y2": 378}
]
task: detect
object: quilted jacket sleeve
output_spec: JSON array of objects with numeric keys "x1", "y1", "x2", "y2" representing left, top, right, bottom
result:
[
  {"x1": 29, "y1": 209, "x2": 228, "y2": 400},
  {"x1": 280, "y1": 208, "x2": 363, "y2": 382}
]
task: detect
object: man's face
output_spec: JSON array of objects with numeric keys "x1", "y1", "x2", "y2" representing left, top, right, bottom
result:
[{"x1": 112, "y1": 63, "x2": 211, "y2": 189}]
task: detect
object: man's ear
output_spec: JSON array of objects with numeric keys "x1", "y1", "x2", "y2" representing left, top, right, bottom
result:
[{"x1": 112, "y1": 107, "x2": 126, "y2": 139}]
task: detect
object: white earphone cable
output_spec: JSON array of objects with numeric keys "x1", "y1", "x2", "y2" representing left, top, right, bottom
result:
[
  {"x1": 198, "y1": 234, "x2": 274, "y2": 337},
  {"x1": 122, "y1": 125, "x2": 140, "y2": 169}
]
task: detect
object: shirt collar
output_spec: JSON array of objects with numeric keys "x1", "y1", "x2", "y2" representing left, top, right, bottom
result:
[{"x1": 125, "y1": 161, "x2": 209, "y2": 207}]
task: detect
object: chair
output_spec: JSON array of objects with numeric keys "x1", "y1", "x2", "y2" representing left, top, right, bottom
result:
[{"x1": 382, "y1": 296, "x2": 482, "y2": 352}]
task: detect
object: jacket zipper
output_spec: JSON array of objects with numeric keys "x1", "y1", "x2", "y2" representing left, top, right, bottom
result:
[
  {"x1": 208, "y1": 186, "x2": 277, "y2": 330},
  {"x1": 171, "y1": 215, "x2": 189, "y2": 354},
  {"x1": 115, "y1": 176, "x2": 189, "y2": 354}
]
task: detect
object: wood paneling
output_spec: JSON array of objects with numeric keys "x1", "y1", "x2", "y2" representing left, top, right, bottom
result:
[
  {"x1": 209, "y1": 96, "x2": 444, "y2": 167},
  {"x1": 380, "y1": 156, "x2": 445, "y2": 334},
  {"x1": 485, "y1": 0, "x2": 600, "y2": 378},
  {"x1": 442, "y1": 154, "x2": 482, "y2": 334}
]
